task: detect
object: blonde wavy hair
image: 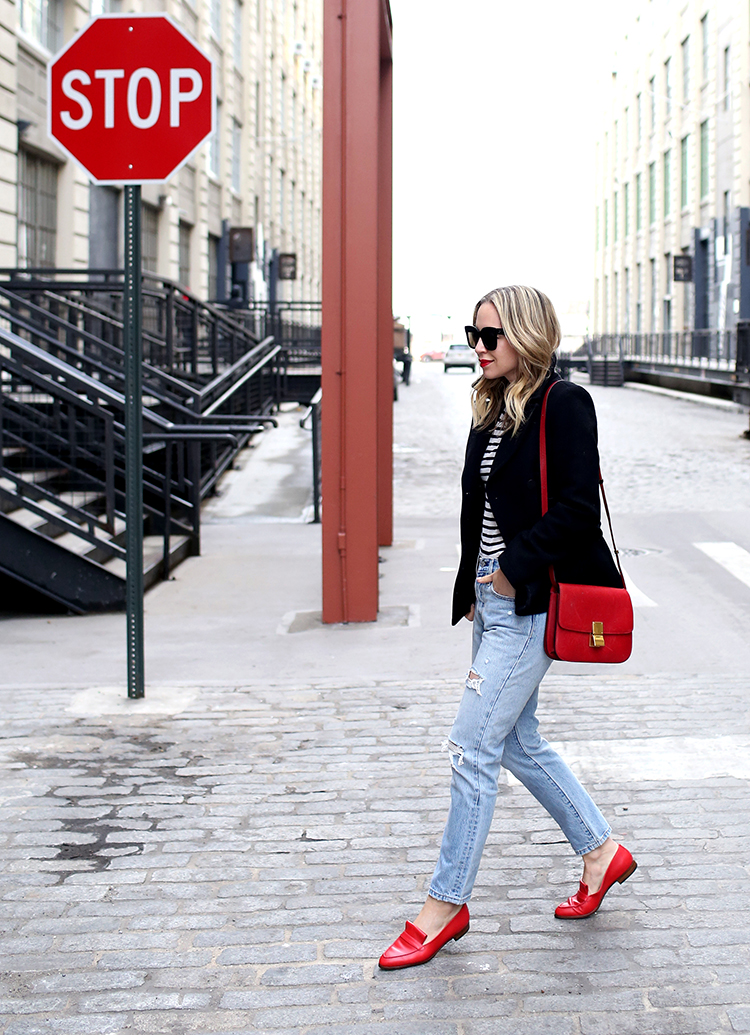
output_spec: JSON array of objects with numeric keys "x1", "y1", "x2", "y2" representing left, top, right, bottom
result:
[{"x1": 470, "y1": 285, "x2": 560, "y2": 434}]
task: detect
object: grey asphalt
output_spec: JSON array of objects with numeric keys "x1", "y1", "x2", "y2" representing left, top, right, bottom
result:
[{"x1": 1, "y1": 364, "x2": 750, "y2": 1034}]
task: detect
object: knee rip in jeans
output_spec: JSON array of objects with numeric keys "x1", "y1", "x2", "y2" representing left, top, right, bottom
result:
[
  {"x1": 466, "y1": 669, "x2": 484, "y2": 696},
  {"x1": 442, "y1": 738, "x2": 465, "y2": 770}
]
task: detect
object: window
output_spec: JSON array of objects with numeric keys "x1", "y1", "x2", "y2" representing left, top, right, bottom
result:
[
  {"x1": 207, "y1": 104, "x2": 221, "y2": 177},
  {"x1": 209, "y1": 0, "x2": 221, "y2": 39},
  {"x1": 723, "y1": 47, "x2": 730, "y2": 111},
  {"x1": 290, "y1": 181, "x2": 295, "y2": 240},
  {"x1": 90, "y1": 0, "x2": 121, "y2": 13},
  {"x1": 663, "y1": 150, "x2": 671, "y2": 217},
  {"x1": 208, "y1": 234, "x2": 219, "y2": 299},
  {"x1": 701, "y1": 14, "x2": 708, "y2": 82},
  {"x1": 141, "y1": 204, "x2": 158, "y2": 273},
  {"x1": 624, "y1": 267, "x2": 631, "y2": 333},
  {"x1": 179, "y1": 222, "x2": 191, "y2": 288},
  {"x1": 19, "y1": 0, "x2": 62, "y2": 51},
  {"x1": 663, "y1": 254, "x2": 671, "y2": 332},
  {"x1": 17, "y1": 149, "x2": 57, "y2": 268},
  {"x1": 279, "y1": 168, "x2": 285, "y2": 229},
  {"x1": 636, "y1": 261, "x2": 642, "y2": 332},
  {"x1": 233, "y1": 0, "x2": 242, "y2": 68},
  {"x1": 624, "y1": 182, "x2": 630, "y2": 237},
  {"x1": 280, "y1": 73, "x2": 286, "y2": 135},
  {"x1": 650, "y1": 258, "x2": 658, "y2": 329},
  {"x1": 255, "y1": 81, "x2": 261, "y2": 140},
  {"x1": 649, "y1": 162, "x2": 656, "y2": 224},
  {"x1": 723, "y1": 190, "x2": 730, "y2": 253},
  {"x1": 649, "y1": 77, "x2": 656, "y2": 131},
  {"x1": 231, "y1": 119, "x2": 241, "y2": 193},
  {"x1": 636, "y1": 172, "x2": 642, "y2": 231},
  {"x1": 682, "y1": 36, "x2": 690, "y2": 102},
  {"x1": 664, "y1": 59, "x2": 672, "y2": 119},
  {"x1": 680, "y1": 135, "x2": 689, "y2": 208},
  {"x1": 614, "y1": 271, "x2": 619, "y2": 328},
  {"x1": 614, "y1": 192, "x2": 618, "y2": 242},
  {"x1": 700, "y1": 120, "x2": 709, "y2": 198},
  {"x1": 604, "y1": 197, "x2": 609, "y2": 246},
  {"x1": 636, "y1": 92, "x2": 642, "y2": 144}
]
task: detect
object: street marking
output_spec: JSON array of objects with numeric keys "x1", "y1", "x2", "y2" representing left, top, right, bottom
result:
[
  {"x1": 621, "y1": 566, "x2": 658, "y2": 607},
  {"x1": 507, "y1": 734, "x2": 750, "y2": 785},
  {"x1": 694, "y1": 542, "x2": 750, "y2": 591}
]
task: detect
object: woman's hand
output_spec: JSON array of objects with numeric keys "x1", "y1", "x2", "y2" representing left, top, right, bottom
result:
[
  {"x1": 476, "y1": 567, "x2": 516, "y2": 598},
  {"x1": 465, "y1": 604, "x2": 475, "y2": 622}
]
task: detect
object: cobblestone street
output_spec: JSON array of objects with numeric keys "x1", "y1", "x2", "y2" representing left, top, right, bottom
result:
[{"x1": 1, "y1": 366, "x2": 750, "y2": 1033}]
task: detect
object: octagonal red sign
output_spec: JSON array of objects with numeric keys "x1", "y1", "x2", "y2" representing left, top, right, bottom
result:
[{"x1": 48, "y1": 14, "x2": 215, "y2": 184}]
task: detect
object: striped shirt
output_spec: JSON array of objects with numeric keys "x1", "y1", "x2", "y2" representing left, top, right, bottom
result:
[{"x1": 479, "y1": 417, "x2": 506, "y2": 559}]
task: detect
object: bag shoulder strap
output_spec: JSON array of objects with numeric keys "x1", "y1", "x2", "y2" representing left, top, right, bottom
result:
[{"x1": 539, "y1": 380, "x2": 626, "y2": 587}]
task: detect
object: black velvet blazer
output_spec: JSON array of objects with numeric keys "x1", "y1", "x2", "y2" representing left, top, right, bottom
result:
[{"x1": 451, "y1": 371, "x2": 622, "y2": 625}]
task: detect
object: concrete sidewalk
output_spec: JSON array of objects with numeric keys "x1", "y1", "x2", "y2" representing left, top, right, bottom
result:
[{"x1": 1, "y1": 367, "x2": 749, "y2": 1034}]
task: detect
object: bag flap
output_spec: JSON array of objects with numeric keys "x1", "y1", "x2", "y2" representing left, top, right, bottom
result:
[{"x1": 556, "y1": 583, "x2": 634, "y2": 635}]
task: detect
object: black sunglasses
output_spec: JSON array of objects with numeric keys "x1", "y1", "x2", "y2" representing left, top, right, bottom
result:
[{"x1": 465, "y1": 325, "x2": 507, "y2": 350}]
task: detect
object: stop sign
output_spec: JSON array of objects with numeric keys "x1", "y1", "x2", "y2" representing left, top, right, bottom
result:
[{"x1": 48, "y1": 14, "x2": 214, "y2": 184}]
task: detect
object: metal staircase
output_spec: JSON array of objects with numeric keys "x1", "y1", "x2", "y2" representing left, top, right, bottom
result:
[{"x1": 0, "y1": 269, "x2": 282, "y2": 613}]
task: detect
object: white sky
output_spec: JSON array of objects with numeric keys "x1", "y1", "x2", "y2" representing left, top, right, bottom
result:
[{"x1": 389, "y1": 0, "x2": 624, "y2": 344}]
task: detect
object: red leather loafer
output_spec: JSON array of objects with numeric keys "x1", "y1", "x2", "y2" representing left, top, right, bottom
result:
[
  {"x1": 555, "y1": 844, "x2": 637, "y2": 919},
  {"x1": 378, "y1": 904, "x2": 470, "y2": 970}
]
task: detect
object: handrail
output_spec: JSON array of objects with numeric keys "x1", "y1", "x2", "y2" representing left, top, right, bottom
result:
[
  {"x1": 0, "y1": 268, "x2": 264, "y2": 344},
  {"x1": 0, "y1": 288, "x2": 204, "y2": 407},
  {"x1": 202, "y1": 342, "x2": 281, "y2": 415},
  {"x1": 0, "y1": 329, "x2": 277, "y2": 433},
  {"x1": 299, "y1": 387, "x2": 322, "y2": 524}
]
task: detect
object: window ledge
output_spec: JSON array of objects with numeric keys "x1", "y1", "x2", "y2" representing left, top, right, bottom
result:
[{"x1": 17, "y1": 31, "x2": 54, "y2": 62}]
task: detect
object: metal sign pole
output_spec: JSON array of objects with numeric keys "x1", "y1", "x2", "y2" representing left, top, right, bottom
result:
[{"x1": 124, "y1": 184, "x2": 145, "y2": 699}]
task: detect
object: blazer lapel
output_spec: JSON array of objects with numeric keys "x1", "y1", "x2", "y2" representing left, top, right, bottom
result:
[
  {"x1": 486, "y1": 373, "x2": 559, "y2": 481},
  {"x1": 464, "y1": 425, "x2": 493, "y2": 482}
]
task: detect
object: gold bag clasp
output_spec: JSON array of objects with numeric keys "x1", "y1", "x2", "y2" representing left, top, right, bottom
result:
[{"x1": 590, "y1": 621, "x2": 605, "y2": 648}]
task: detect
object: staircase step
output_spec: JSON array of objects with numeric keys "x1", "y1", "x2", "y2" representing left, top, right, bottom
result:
[
  {"x1": 53, "y1": 520, "x2": 126, "y2": 558},
  {"x1": 101, "y1": 535, "x2": 191, "y2": 580},
  {"x1": 0, "y1": 494, "x2": 123, "y2": 542}
]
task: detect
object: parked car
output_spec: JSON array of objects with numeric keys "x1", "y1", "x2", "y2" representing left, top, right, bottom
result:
[
  {"x1": 420, "y1": 350, "x2": 445, "y2": 362},
  {"x1": 443, "y1": 343, "x2": 477, "y2": 373}
]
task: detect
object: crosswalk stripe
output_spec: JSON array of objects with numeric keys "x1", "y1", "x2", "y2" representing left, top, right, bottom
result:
[
  {"x1": 621, "y1": 567, "x2": 658, "y2": 607},
  {"x1": 694, "y1": 542, "x2": 750, "y2": 591}
]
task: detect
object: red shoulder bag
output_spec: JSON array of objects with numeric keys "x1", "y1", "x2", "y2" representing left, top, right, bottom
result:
[{"x1": 540, "y1": 381, "x2": 634, "y2": 664}]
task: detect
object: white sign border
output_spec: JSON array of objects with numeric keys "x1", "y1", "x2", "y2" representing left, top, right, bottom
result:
[{"x1": 47, "y1": 12, "x2": 216, "y2": 186}]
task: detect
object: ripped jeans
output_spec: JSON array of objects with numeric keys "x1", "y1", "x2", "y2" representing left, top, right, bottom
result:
[{"x1": 428, "y1": 556, "x2": 611, "y2": 905}]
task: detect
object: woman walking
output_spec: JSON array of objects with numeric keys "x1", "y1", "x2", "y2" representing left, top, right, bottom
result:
[{"x1": 379, "y1": 285, "x2": 636, "y2": 971}]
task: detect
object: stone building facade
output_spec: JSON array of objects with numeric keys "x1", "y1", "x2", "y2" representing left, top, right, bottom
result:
[
  {"x1": 593, "y1": 0, "x2": 750, "y2": 335},
  {"x1": 1, "y1": 0, "x2": 323, "y2": 302}
]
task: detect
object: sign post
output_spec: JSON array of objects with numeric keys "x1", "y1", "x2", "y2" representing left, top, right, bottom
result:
[
  {"x1": 123, "y1": 187, "x2": 144, "y2": 698},
  {"x1": 48, "y1": 14, "x2": 214, "y2": 697}
]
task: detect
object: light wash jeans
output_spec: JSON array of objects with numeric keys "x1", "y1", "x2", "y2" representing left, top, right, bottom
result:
[{"x1": 429, "y1": 556, "x2": 611, "y2": 905}]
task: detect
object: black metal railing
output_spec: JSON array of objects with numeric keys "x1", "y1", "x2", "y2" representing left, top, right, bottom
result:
[
  {"x1": 0, "y1": 324, "x2": 278, "y2": 594},
  {"x1": 588, "y1": 330, "x2": 738, "y2": 372},
  {"x1": 227, "y1": 301, "x2": 322, "y2": 367},
  {"x1": 299, "y1": 387, "x2": 321, "y2": 523},
  {"x1": 0, "y1": 268, "x2": 274, "y2": 384}
]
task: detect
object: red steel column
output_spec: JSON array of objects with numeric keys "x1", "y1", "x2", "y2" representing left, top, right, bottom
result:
[
  {"x1": 377, "y1": 19, "x2": 394, "y2": 548},
  {"x1": 321, "y1": 0, "x2": 394, "y2": 623}
]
